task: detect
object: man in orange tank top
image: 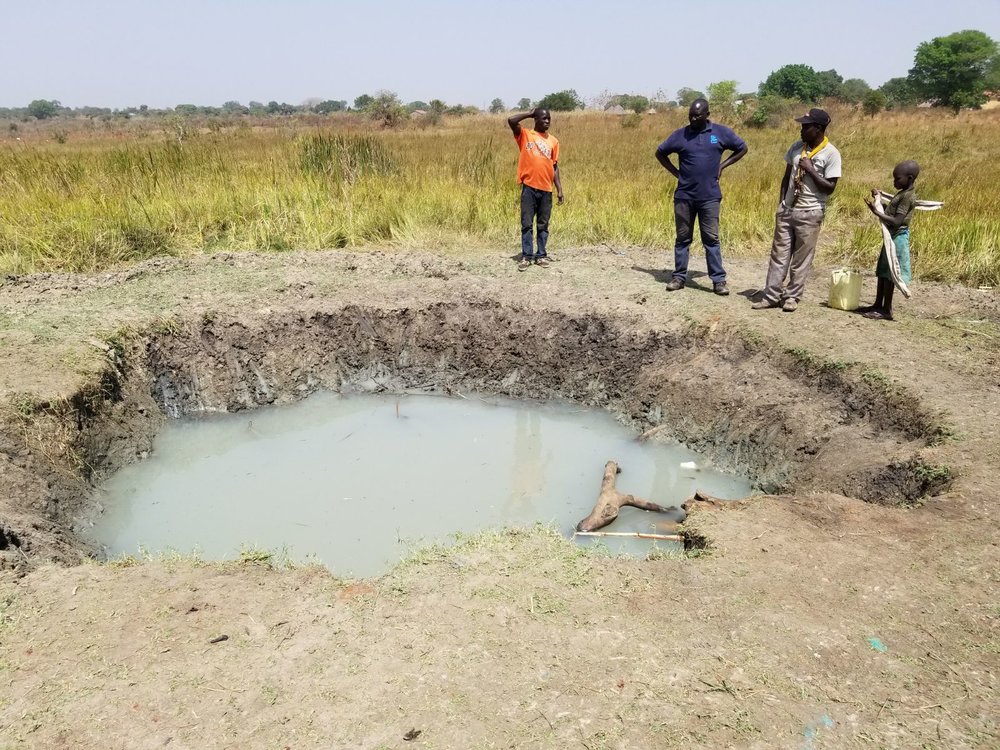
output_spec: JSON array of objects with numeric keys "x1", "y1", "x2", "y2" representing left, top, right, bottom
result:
[{"x1": 508, "y1": 108, "x2": 564, "y2": 270}]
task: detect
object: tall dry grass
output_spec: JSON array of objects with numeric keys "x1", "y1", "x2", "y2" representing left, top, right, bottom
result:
[{"x1": 0, "y1": 107, "x2": 997, "y2": 285}]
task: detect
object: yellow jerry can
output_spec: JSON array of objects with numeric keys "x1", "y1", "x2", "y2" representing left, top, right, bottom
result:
[{"x1": 828, "y1": 268, "x2": 862, "y2": 311}]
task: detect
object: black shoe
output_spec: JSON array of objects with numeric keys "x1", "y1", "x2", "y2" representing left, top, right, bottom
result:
[
  {"x1": 713, "y1": 282, "x2": 730, "y2": 296},
  {"x1": 664, "y1": 278, "x2": 684, "y2": 291}
]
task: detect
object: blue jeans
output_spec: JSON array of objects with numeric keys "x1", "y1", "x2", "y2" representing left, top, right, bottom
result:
[
  {"x1": 672, "y1": 199, "x2": 725, "y2": 284},
  {"x1": 520, "y1": 185, "x2": 552, "y2": 258}
]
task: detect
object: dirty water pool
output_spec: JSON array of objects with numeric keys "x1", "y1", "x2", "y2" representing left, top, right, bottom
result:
[{"x1": 82, "y1": 392, "x2": 752, "y2": 576}]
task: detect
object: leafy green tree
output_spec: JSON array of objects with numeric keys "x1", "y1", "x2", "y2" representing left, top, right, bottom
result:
[
  {"x1": 353, "y1": 94, "x2": 374, "y2": 111},
  {"x1": 862, "y1": 90, "x2": 886, "y2": 117},
  {"x1": 759, "y1": 64, "x2": 821, "y2": 102},
  {"x1": 743, "y1": 94, "x2": 793, "y2": 129},
  {"x1": 78, "y1": 106, "x2": 111, "y2": 119},
  {"x1": 516, "y1": 97, "x2": 532, "y2": 110},
  {"x1": 418, "y1": 99, "x2": 447, "y2": 126},
  {"x1": 988, "y1": 56, "x2": 1000, "y2": 90},
  {"x1": 405, "y1": 100, "x2": 429, "y2": 113},
  {"x1": 222, "y1": 100, "x2": 250, "y2": 115},
  {"x1": 878, "y1": 77, "x2": 918, "y2": 108},
  {"x1": 705, "y1": 80, "x2": 738, "y2": 115},
  {"x1": 367, "y1": 90, "x2": 407, "y2": 128},
  {"x1": 840, "y1": 78, "x2": 872, "y2": 104},
  {"x1": 908, "y1": 29, "x2": 999, "y2": 112},
  {"x1": 27, "y1": 99, "x2": 60, "y2": 119},
  {"x1": 676, "y1": 87, "x2": 705, "y2": 107},
  {"x1": 536, "y1": 89, "x2": 583, "y2": 111},
  {"x1": 609, "y1": 93, "x2": 650, "y2": 113},
  {"x1": 489, "y1": 98, "x2": 506, "y2": 114},
  {"x1": 815, "y1": 69, "x2": 843, "y2": 99},
  {"x1": 313, "y1": 100, "x2": 347, "y2": 114}
]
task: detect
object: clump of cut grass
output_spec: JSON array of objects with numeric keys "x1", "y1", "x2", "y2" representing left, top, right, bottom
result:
[
  {"x1": 8, "y1": 393, "x2": 42, "y2": 420},
  {"x1": 739, "y1": 327, "x2": 764, "y2": 349},
  {"x1": 105, "y1": 553, "x2": 142, "y2": 568},
  {"x1": 914, "y1": 462, "x2": 953, "y2": 485},
  {"x1": 645, "y1": 544, "x2": 685, "y2": 561},
  {"x1": 785, "y1": 346, "x2": 817, "y2": 366},
  {"x1": 928, "y1": 421, "x2": 962, "y2": 446},
  {"x1": 861, "y1": 367, "x2": 895, "y2": 392},
  {"x1": 236, "y1": 544, "x2": 286, "y2": 567}
]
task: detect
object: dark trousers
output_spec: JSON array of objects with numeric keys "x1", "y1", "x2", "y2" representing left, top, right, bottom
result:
[
  {"x1": 672, "y1": 199, "x2": 725, "y2": 284},
  {"x1": 520, "y1": 185, "x2": 552, "y2": 258}
]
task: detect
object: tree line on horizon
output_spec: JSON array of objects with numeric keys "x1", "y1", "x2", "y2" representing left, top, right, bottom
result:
[{"x1": 5, "y1": 29, "x2": 997, "y2": 127}]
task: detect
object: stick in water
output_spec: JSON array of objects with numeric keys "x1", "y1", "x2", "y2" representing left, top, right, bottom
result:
[{"x1": 574, "y1": 531, "x2": 682, "y2": 541}]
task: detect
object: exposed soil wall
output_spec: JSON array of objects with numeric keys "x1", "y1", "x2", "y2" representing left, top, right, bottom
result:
[{"x1": 0, "y1": 299, "x2": 950, "y2": 571}]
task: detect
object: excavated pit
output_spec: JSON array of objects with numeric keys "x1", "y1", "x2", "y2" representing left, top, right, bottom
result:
[{"x1": 0, "y1": 300, "x2": 952, "y2": 570}]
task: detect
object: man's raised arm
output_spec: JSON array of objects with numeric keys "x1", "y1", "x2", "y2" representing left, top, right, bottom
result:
[{"x1": 508, "y1": 109, "x2": 537, "y2": 137}]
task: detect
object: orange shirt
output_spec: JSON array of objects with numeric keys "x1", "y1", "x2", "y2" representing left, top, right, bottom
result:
[{"x1": 515, "y1": 128, "x2": 559, "y2": 192}]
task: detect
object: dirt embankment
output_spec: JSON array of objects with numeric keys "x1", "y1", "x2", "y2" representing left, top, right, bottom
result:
[{"x1": 1, "y1": 297, "x2": 952, "y2": 568}]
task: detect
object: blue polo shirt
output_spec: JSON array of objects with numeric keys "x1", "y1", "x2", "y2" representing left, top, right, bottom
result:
[{"x1": 656, "y1": 121, "x2": 747, "y2": 202}]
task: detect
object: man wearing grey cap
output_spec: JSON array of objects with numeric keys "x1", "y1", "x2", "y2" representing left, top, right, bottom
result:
[{"x1": 752, "y1": 108, "x2": 841, "y2": 312}]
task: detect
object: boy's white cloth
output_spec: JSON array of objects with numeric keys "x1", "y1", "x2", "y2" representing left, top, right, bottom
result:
[{"x1": 872, "y1": 191, "x2": 944, "y2": 299}]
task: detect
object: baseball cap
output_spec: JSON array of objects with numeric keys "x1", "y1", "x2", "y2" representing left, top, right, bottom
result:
[{"x1": 794, "y1": 108, "x2": 831, "y2": 126}]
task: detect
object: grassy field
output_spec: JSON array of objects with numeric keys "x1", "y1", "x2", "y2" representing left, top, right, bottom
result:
[{"x1": 1, "y1": 106, "x2": 997, "y2": 285}]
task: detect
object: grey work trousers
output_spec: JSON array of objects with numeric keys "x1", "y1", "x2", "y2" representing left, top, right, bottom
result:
[{"x1": 760, "y1": 208, "x2": 825, "y2": 304}]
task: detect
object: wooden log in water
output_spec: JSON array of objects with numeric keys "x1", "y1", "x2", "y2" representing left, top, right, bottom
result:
[{"x1": 575, "y1": 460, "x2": 674, "y2": 532}]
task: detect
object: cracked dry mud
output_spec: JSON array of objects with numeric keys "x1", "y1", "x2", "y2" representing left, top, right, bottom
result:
[{"x1": 0, "y1": 247, "x2": 997, "y2": 749}]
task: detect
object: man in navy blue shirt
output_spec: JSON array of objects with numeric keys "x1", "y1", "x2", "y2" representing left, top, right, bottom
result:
[{"x1": 655, "y1": 99, "x2": 748, "y2": 295}]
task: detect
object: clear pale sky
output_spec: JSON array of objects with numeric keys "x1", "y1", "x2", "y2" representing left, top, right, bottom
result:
[{"x1": 1, "y1": 0, "x2": 997, "y2": 109}]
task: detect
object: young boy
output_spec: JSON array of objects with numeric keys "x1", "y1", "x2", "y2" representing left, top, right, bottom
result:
[
  {"x1": 861, "y1": 160, "x2": 919, "y2": 321},
  {"x1": 508, "y1": 108, "x2": 564, "y2": 270}
]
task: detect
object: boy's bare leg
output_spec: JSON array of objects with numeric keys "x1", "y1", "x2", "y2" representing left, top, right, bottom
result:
[
  {"x1": 882, "y1": 284, "x2": 895, "y2": 317},
  {"x1": 859, "y1": 277, "x2": 886, "y2": 314},
  {"x1": 864, "y1": 278, "x2": 895, "y2": 320}
]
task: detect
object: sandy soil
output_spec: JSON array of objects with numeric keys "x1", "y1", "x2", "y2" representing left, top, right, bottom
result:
[{"x1": 0, "y1": 246, "x2": 997, "y2": 749}]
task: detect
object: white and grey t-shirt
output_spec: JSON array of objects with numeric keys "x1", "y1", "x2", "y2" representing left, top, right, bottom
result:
[{"x1": 782, "y1": 140, "x2": 842, "y2": 211}]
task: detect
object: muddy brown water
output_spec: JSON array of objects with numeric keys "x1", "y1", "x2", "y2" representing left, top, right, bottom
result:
[{"x1": 80, "y1": 392, "x2": 751, "y2": 575}]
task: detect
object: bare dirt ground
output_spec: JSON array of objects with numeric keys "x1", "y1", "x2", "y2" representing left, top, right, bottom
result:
[{"x1": 0, "y1": 246, "x2": 997, "y2": 749}]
